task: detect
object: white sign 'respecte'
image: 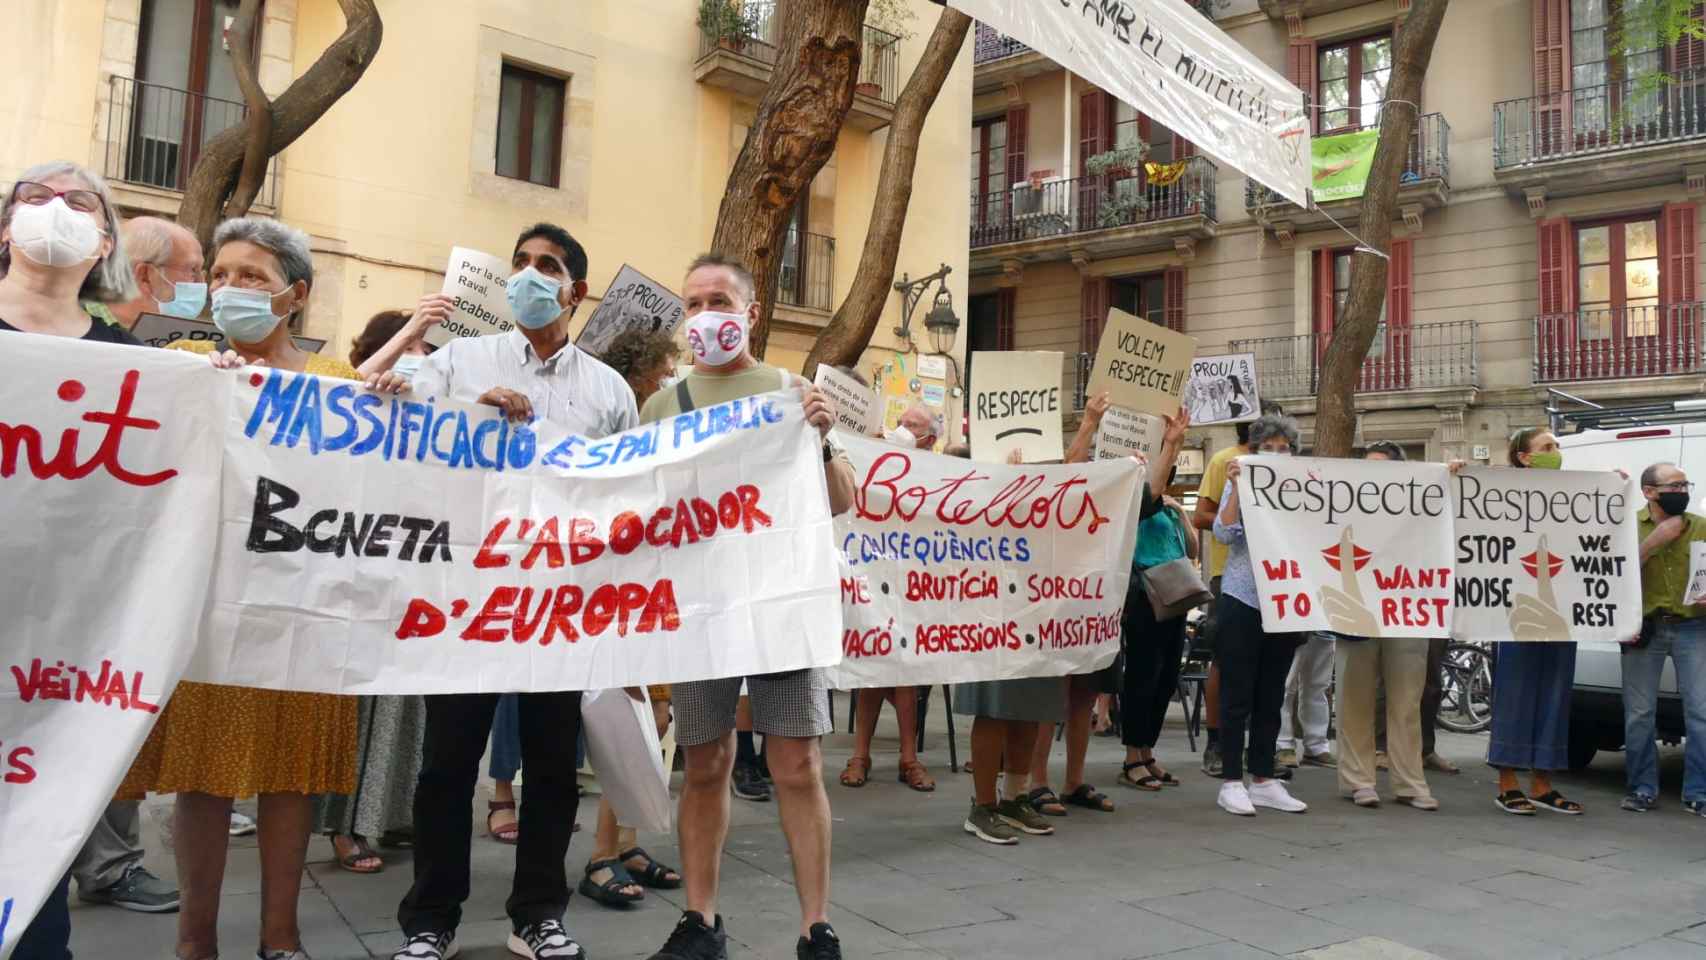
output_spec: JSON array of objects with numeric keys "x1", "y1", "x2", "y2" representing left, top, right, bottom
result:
[
  {"x1": 430, "y1": 247, "x2": 515, "y2": 346},
  {"x1": 814, "y1": 364, "x2": 878, "y2": 436},
  {"x1": 969, "y1": 350, "x2": 1063, "y2": 463}
]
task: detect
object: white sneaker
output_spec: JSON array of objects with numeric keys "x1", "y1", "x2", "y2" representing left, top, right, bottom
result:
[
  {"x1": 229, "y1": 811, "x2": 257, "y2": 837},
  {"x1": 1249, "y1": 779, "x2": 1308, "y2": 813},
  {"x1": 1218, "y1": 781, "x2": 1256, "y2": 816}
]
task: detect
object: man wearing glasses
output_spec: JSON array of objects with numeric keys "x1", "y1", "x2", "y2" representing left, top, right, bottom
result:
[{"x1": 1629, "y1": 463, "x2": 1706, "y2": 816}]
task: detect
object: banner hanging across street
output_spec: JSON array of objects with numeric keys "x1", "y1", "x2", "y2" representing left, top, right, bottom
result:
[{"x1": 943, "y1": 0, "x2": 1311, "y2": 207}]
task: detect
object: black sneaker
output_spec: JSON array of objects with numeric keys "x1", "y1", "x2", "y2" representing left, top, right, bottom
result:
[
  {"x1": 392, "y1": 931, "x2": 458, "y2": 960},
  {"x1": 508, "y1": 920, "x2": 583, "y2": 959},
  {"x1": 1685, "y1": 799, "x2": 1706, "y2": 817},
  {"x1": 1620, "y1": 793, "x2": 1658, "y2": 813},
  {"x1": 732, "y1": 763, "x2": 771, "y2": 802},
  {"x1": 650, "y1": 912, "x2": 728, "y2": 960},
  {"x1": 796, "y1": 923, "x2": 841, "y2": 960}
]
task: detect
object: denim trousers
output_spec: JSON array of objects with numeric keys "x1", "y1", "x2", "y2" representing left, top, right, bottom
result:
[{"x1": 1622, "y1": 618, "x2": 1706, "y2": 802}]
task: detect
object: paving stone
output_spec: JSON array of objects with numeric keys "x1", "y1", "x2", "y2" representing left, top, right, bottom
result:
[
  {"x1": 1136, "y1": 889, "x2": 1357, "y2": 955},
  {"x1": 1292, "y1": 936, "x2": 1448, "y2": 960}
]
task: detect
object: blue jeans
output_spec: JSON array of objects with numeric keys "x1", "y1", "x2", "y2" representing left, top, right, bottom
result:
[
  {"x1": 488, "y1": 694, "x2": 522, "y2": 782},
  {"x1": 1622, "y1": 618, "x2": 1706, "y2": 803},
  {"x1": 1488, "y1": 641, "x2": 1575, "y2": 772},
  {"x1": 11, "y1": 873, "x2": 72, "y2": 959}
]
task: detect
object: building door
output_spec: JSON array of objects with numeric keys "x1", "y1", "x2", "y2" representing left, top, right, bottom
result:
[{"x1": 131, "y1": 0, "x2": 259, "y2": 190}]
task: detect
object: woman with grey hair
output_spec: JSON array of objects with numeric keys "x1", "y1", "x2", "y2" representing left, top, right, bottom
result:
[
  {"x1": 120, "y1": 214, "x2": 358, "y2": 960},
  {"x1": 1213, "y1": 414, "x2": 1311, "y2": 817}
]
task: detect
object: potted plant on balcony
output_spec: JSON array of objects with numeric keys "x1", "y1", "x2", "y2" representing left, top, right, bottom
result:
[
  {"x1": 698, "y1": 0, "x2": 755, "y2": 53},
  {"x1": 1083, "y1": 143, "x2": 1146, "y2": 181}
]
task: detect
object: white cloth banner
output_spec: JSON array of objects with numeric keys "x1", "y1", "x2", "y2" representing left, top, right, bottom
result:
[
  {"x1": 945, "y1": 0, "x2": 1311, "y2": 207},
  {"x1": 0, "y1": 338, "x2": 222, "y2": 959},
  {"x1": 1238, "y1": 456, "x2": 1455, "y2": 637},
  {"x1": 1450, "y1": 468, "x2": 1640, "y2": 643},
  {"x1": 825, "y1": 435, "x2": 1143, "y2": 688}
]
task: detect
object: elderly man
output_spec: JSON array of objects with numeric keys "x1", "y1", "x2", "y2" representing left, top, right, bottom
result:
[
  {"x1": 107, "y1": 216, "x2": 206, "y2": 329},
  {"x1": 1627, "y1": 462, "x2": 1706, "y2": 816}
]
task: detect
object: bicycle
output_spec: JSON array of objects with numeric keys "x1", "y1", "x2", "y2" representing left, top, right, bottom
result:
[{"x1": 1437, "y1": 640, "x2": 1493, "y2": 734}]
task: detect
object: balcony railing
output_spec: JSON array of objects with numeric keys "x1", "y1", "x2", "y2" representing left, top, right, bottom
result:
[
  {"x1": 970, "y1": 156, "x2": 1218, "y2": 249},
  {"x1": 776, "y1": 230, "x2": 835, "y2": 312},
  {"x1": 1533, "y1": 303, "x2": 1706, "y2": 383},
  {"x1": 1229, "y1": 320, "x2": 1478, "y2": 398},
  {"x1": 1073, "y1": 351, "x2": 1093, "y2": 411},
  {"x1": 1246, "y1": 112, "x2": 1451, "y2": 210},
  {"x1": 1494, "y1": 67, "x2": 1706, "y2": 168},
  {"x1": 974, "y1": 23, "x2": 1031, "y2": 64},
  {"x1": 103, "y1": 75, "x2": 276, "y2": 206},
  {"x1": 696, "y1": 2, "x2": 898, "y2": 103}
]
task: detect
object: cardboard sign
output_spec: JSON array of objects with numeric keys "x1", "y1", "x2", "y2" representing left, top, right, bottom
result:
[
  {"x1": 1182, "y1": 352, "x2": 1260, "y2": 425},
  {"x1": 814, "y1": 364, "x2": 877, "y2": 436},
  {"x1": 1686, "y1": 542, "x2": 1706, "y2": 607},
  {"x1": 969, "y1": 350, "x2": 1063, "y2": 463},
  {"x1": 826, "y1": 435, "x2": 1143, "y2": 688},
  {"x1": 1095, "y1": 406, "x2": 1165, "y2": 462},
  {"x1": 1084, "y1": 309, "x2": 1197, "y2": 419},
  {"x1": 131, "y1": 313, "x2": 326, "y2": 354},
  {"x1": 1451, "y1": 468, "x2": 1641, "y2": 643},
  {"x1": 429, "y1": 247, "x2": 515, "y2": 346},
  {"x1": 576, "y1": 264, "x2": 686, "y2": 358}
]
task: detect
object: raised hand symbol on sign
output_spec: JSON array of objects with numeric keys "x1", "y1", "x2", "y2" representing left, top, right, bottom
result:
[
  {"x1": 1319, "y1": 526, "x2": 1380, "y2": 637},
  {"x1": 1510, "y1": 534, "x2": 1572, "y2": 642}
]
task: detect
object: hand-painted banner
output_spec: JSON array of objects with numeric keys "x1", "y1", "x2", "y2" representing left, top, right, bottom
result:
[
  {"x1": 825, "y1": 435, "x2": 1143, "y2": 688},
  {"x1": 1238, "y1": 456, "x2": 1456, "y2": 637},
  {"x1": 0, "y1": 336, "x2": 223, "y2": 959},
  {"x1": 1450, "y1": 468, "x2": 1640, "y2": 643}
]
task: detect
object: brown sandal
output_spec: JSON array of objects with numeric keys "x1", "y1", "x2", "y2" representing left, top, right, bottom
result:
[
  {"x1": 839, "y1": 755, "x2": 871, "y2": 788},
  {"x1": 487, "y1": 800, "x2": 519, "y2": 843},
  {"x1": 899, "y1": 759, "x2": 936, "y2": 792},
  {"x1": 330, "y1": 834, "x2": 384, "y2": 874}
]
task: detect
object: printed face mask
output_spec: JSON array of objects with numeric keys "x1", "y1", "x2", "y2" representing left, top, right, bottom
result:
[
  {"x1": 506, "y1": 266, "x2": 565, "y2": 330},
  {"x1": 1527, "y1": 451, "x2": 1563, "y2": 470},
  {"x1": 884, "y1": 425, "x2": 917, "y2": 448},
  {"x1": 7, "y1": 196, "x2": 104, "y2": 268},
  {"x1": 211, "y1": 286, "x2": 285, "y2": 344},
  {"x1": 685, "y1": 310, "x2": 749, "y2": 366},
  {"x1": 392, "y1": 354, "x2": 425, "y2": 379},
  {"x1": 1658, "y1": 491, "x2": 1691, "y2": 516},
  {"x1": 153, "y1": 269, "x2": 208, "y2": 320}
]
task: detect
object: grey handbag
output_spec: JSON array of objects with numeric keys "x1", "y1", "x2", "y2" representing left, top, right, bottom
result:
[{"x1": 1141, "y1": 557, "x2": 1214, "y2": 621}]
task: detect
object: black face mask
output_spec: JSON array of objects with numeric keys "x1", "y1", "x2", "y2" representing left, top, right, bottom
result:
[{"x1": 1657, "y1": 491, "x2": 1691, "y2": 517}]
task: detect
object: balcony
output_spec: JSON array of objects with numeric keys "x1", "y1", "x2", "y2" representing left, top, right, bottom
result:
[
  {"x1": 776, "y1": 230, "x2": 835, "y2": 313},
  {"x1": 969, "y1": 157, "x2": 1219, "y2": 271},
  {"x1": 101, "y1": 76, "x2": 277, "y2": 212},
  {"x1": 694, "y1": 2, "x2": 898, "y2": 131},
  {"x1": 1229, "y1": 321, "x2": 1479, "y2": 402},
  {"x1": 1493, "y1": 68, "x2": 1706, "y2": 206},
  {"x1": 971, "y1": 22, "x2": 1053, "y2": 95},
  {"x1": 1246, "y1": 113, "x2": 1450, "y2": 239},
  {"x1": 1533, "y1": 303, "x2": 1706, "y2": 384}
]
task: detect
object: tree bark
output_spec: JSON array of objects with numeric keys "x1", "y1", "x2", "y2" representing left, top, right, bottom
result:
[
  {"x1": 801, "y1": 6, "x2": 970, "y2": 381},
  {"x1": 220, "y1": 0, "x2": 272, "y2": 222},
  {"x1": 179, "y1": 0, "x2": 383, "y2": 256},
  {"x1": 1311, "y1": 0, "x2": 1448, "y2": 458},
  {"x1": 709, "y1": 0, "x2": 869, "y2": 359}
]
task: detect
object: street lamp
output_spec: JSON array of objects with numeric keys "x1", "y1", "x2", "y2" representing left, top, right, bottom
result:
[
  {"x1": 893, "y1": 263, "x2": 954, "y2": 351},
  {"x1": 922, "y1": 285, "x2": 960, "y2": 355}
]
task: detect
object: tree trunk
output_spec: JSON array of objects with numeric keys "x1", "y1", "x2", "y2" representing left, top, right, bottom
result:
[
  {"x1": 1311, "y1": 0, "x2": 1448, "y2": 458},
  {"x1": 179, "y1": 0, "x2": 383, "y2": 257},
  {"x1": 709, "y1": 0, "x2": 869, "y2": 359},
  {"x1": 220, "y1": 0, "x2": 272, "y2": 222},
  {"x1": 801, "y1": 6, "x2": 971, "y2": 381}
]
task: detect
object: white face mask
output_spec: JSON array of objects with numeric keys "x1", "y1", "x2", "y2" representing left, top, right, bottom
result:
[
  {"x1": 884, "y1": 425, "x2": 918, "y2": 448},
  {"x1": 685, "y1": 310, "x2": 749, "y2": 366},
  {"x1": 7, "y1": 197, "x2": 104, "y2": 268},
  {"x1": 392, "y1": 354, "x2": 425, "y2": 380}
]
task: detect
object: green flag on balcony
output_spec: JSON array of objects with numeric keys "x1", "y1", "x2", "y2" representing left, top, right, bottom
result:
[{"x1": 1312, "y1": 129, "x2": 1380, "y2": 203}]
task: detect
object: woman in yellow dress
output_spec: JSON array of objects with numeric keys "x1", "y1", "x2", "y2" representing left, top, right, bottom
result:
[{"x1": 120, "y1": 216, "x2": 357, "y2": 960}]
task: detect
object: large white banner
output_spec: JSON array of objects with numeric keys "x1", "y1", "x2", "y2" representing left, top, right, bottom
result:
[
  {"x1": 1450, "y1": 468, "x2": 1641, "y2": 643},
  {"x1": 826, "y1": 435, "x2": 1143, "y2": 688},
  {"x1": 946, "y1": 0, "x2": 1311, "y2": 207}
]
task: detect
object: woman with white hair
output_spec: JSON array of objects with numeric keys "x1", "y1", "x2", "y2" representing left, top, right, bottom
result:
[{"x1": 120, "y1": 215, "x2": 358, "y2": 960}]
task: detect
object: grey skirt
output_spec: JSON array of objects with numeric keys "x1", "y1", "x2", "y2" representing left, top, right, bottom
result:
[{"x1": 952, "y1": 676, "x2": 1068, "y2": 723}]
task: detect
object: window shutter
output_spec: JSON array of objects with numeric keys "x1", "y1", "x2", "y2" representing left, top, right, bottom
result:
[
  {"x1": 1674, "y1": 5, "x2": 1706, "y2": 82},
  {"x1": 1287, "y1": 40, "x2": 1318, "y2": 133},
  {"x1": 1164, "y1": 267, "x2": 1186, "y2": 332},
  {"x1": 1173, "y1": 133, "x2": 1196, "y2": 158},
  {"x1": 1077, "y1": 89, "x2": 1106, "y2": 175},
  {"x1": 1532, "y1": 0, "x2": 1569, "y2": 95},
  {"x1": 1006, "y1": 103, "x2": 1029, "y2": 187},
  {"x1": 1081, "y1": 275, "x2": 1109, "y2": 353},
  {"x1": 1537, "y1": 218, "x2": 1573, "y2": 316},
  {"x1": 1387, "y1": 239, "x2": 1414, "y2": 329},
  {"x1": 997, "y1": 288, "x2": 1017, "y2": 351},
  {"x1": 1313, "y1": 248, "x2": 1336, "y2": 336},
  {"x1": 1664, "y1": 203, "x2": 1699, "y2": 307}
]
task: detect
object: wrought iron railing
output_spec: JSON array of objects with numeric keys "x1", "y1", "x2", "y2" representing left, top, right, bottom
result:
[
  {"x1": 1245, "y1": 111, "x2": 1451, "y2": 211},
  {"x1": 970, "y1": 156, "x2": 1218, "y2": 249},
  {"x1": 1533, "y1": 303, "x2": 1706, "y2": 382},
  {"x1": 777, "y1": 230, "x2": 835, "y2": 311},
  {"x1": 103, "y1": 75, "x2": 276, "y2": 205},
  {"x1": 1229, "y1": 320, "x2": 1478, "y2": 398},
  {"x1": 973, "y1": 23, "x2": 1031, "y2": 64},
  {"x1": 1073, "y1": 351, "x2": 1093, "y2": 411},
  {"x1": 1494, "y1": 67, "x2": 1706, "y2": 168},
  {"x1": 696, "y1": 3, "x2": 899, "y2": 103}
]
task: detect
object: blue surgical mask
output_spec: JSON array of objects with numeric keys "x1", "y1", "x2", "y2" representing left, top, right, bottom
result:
[
  {"x1": 506, "y1": 266, "x2": 564, "y2": 330},
  {"x1": 392, "y1": 354, "x2": 425, "y2": 379},
  {"x1": 211, "y1": 286, "x2": 285, "y2": 344},
  {"x1": 153, "y1": 269, "x2": 207, "y2": 320}
]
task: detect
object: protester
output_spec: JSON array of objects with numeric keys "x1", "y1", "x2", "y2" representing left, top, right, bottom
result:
[
  {"x1": 374, "y1": 222, "x2": 638, "y2": 960},
  {"x1": 117, "y1": 215, "x2": 359, "y2": 960},
  {"x1": 1627, "y1": 462, "x2": 1706, "y2": 815},
  {"x1": 601, "y1": 327, "x2": 682, "y2": 402},
  {"x1": 107, "y1": 215, "x2": 206, "y2": 330},
  {"x1": 1276, "y1": 635, "x2": 1336, "y2": 770},
  {"x1": 353, "y1": 293, "x2": 453, "y2": 379},
  {"x1": 844, "y1": 404, "x2": 942, "y2": 793},
  {"x1": 637, "y1": 253, "x2": 852, "y2": 960},
  {"x1": 1213, "y1": 414, "x2": 1310, "y2": 816},
  {"x1": 486, "y1": 694, "x2": 524, "y2": 844}
]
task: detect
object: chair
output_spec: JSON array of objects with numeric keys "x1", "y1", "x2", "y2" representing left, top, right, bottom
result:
[{"x1": 843, "y1": 685, "x2": 959, "y2": 772}]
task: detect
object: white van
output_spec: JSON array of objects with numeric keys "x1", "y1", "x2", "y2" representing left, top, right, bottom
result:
[{"x1": 1554, "y1": 424, "x2": 1698, "y2": 768}]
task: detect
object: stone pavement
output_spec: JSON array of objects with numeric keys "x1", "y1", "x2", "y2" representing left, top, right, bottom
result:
[{"x1": 70, "y1": 695, "x2": 1706, "y2": 960}]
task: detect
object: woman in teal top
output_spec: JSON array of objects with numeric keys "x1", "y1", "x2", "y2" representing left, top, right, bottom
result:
[{"x1": 1117, "y1": 477, "x2": 1199, "y2": 790}]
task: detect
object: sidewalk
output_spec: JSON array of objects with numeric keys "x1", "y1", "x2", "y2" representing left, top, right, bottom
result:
[{"x1": 69, "y1": 695, "x2": 1706, "y2": 960}]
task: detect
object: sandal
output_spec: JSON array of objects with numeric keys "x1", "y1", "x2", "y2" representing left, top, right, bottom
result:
[
  {"x1": 1062, "y1": 783, "x2": 1115, "y2": 812},
  {"x1": 899, "y1": 759, "x2": 936, "y2": 792},
  {"x1": 1530, "y1": 790, "x2": 1584, "y2": 815},
  {"x1": 1495, "y1": 790, "x2": 1536, "y2": 815},
  {"x1": 839, "y1": 755, "x2": 871, "y2": 788},
  {"x1": 619, "y1": 846, "x2": 682, "y2": 889},
  {"x1": 330, "y1": 834, "x2": 383, "y2": 874},
  {"x1": 578, "y1": 858, "x2": 644, "y2": 908},
  {"x1": 1144, "y1": 761, "x2": 1181, "y2": 786},
  {"x1": 487, "y1": 800, "x2": 520, "y2": 843},
  {"x1": 1117, "y1": 762, "x2": 1163, "y2": 791},
  {"x1": 1027, "y1": 786, "x2": 1068, "y2": 817}
]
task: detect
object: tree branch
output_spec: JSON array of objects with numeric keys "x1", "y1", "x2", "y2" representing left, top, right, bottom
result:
[{"x1": 220, "y1": 0, "x2": 272, "y2": 222}]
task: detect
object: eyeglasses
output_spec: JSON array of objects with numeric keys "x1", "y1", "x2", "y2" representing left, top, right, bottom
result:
[
  {"x1": 13, "y1": 181, "x2": 104, "y2": 216},
  {"x1": 1651, "y1": 482, "x2": 1696, "y2": 493}
]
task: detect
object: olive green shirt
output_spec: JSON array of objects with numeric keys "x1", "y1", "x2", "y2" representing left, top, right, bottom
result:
[
  {"x1": 1638, "y1": 507, "x2": 1706, "y2": 618},
  {"x1": 638, "y1": 362, "x2": 795, "y2": 422}
]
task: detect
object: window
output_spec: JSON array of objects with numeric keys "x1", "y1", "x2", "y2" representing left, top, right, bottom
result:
[
  {"x1": 1572, "y1": 0, "x2": 1673, "y2": 131},
  {"x1": 1576, "y1": 216, "x2": 1662, "y2": 339},
  {"x1": 1319, "y1": 249, "x2": 1388, "y2": 356},
  {"x1": 1317, "y1": 34, "x2": 1392, "y2": 133},
  {"x1": 496, "y1": 63, "x2": 566, "y2": 188},
  {"x1": 970, "y1": 116, "x2": 1008, "y2": 224},
  {"x1": 1110, "y1": 273, "x2": 1167, "y2": 328},
  {"x1": 132, "y1": 0, "x2": 259, "y2": 189}
]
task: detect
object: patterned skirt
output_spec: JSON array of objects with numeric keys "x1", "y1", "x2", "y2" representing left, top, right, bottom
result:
[{"x1": 312, "y1": 695, "x2": 426, "y2": 838}]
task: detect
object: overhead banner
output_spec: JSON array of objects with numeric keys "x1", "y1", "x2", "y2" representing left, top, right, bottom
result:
[
  {"x1": 1312, "y1": 128, "x2": 1380, "y2": 203},
  {"x1": 969, "y1": 350, "x2": 1063, "y2": 463},
  {"x1": 429, "y1": 246, "x2": 516, "y2": 346},
  {"x1": 944, "y1": 0, "x2": 1311, "y2": 207},
  {"x1": 131, "y1": 313, "x2": 327, "y2": 355},
  {"x1": 576, "y1": 264, "x2": 686, "y2": 357},
  {"x1": 825, "y1": 434, "x2": 1143, "y2": 688},
  {"x1": 1085, "y1": 308, "x2": 1197, "y2": 419},
  {"x1": 1181, "y1": 352, "x2": 1260, "y2": 425},
  {"x1": 814, "y1": 364, "x2": 878, "y2": 436},
  {"x1": 1450, "y1": 468, "x2": 1640, "y2": 644},
  {"x1": 1095, "y1": 405, "x2": 1164, "y2": 461}
]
